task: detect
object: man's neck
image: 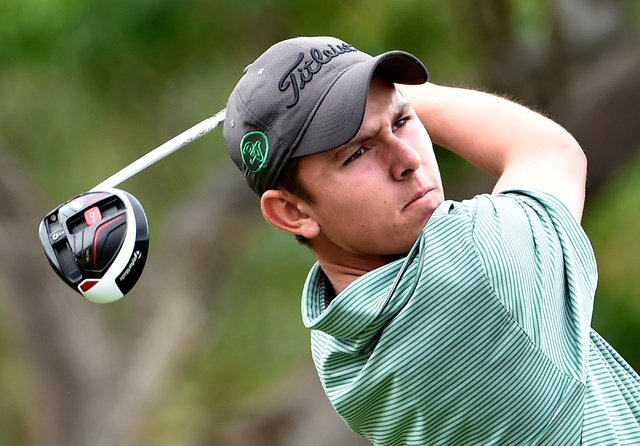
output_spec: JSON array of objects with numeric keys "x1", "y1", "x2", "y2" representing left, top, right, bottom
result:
[{"x1": 311, "y1": 234, "x2": 400, "y2": 296}]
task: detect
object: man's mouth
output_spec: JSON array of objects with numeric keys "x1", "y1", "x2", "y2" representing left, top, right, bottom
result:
[{"x1": 404, "y1": 188, "x2": 432, "y2": 210}]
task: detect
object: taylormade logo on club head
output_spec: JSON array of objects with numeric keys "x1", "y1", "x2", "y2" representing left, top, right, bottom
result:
[
  {"x1": 119, "y1": 250, "x2": 142, "y2": 282},
  {"x1": 240, "y1": 131, "x2": 269, "y2": 172},
  {"x1": 278, "y1": 42, "x2": 357, "y2": 108}
]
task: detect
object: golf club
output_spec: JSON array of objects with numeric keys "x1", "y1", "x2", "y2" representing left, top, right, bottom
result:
[{"x1": 39, "y1": 109, "x2": 226, "y2": 303}]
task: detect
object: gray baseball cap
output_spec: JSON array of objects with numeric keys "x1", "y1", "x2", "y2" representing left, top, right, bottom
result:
[{"x1": 223, "y1": 36, "x2": 428, "y2": 195}]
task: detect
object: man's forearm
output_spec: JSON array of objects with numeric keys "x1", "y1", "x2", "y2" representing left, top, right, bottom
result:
[{"x1": 399, "y1": 82, "x2": 587, "y2": 220}]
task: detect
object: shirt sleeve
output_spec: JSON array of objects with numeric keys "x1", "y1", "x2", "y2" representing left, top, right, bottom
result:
[{"x1": 469, "y1": 189, "x2": 598, "y2": 383}]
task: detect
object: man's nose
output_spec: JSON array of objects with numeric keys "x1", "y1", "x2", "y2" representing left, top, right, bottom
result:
[{"x1": 389, "y1": 136, "x2": 421, "y2": 180}]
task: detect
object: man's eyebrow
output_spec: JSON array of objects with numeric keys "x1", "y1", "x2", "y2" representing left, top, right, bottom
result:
[
  {"x1": 331, "y1": 99, "x2": 412, "y2": 162},
  {"x1": 331, "y1": 129, "x2": 376, "y2": 162},
  {"x1": 395, "y1": 100, "x2": 411, "y2": 123}
]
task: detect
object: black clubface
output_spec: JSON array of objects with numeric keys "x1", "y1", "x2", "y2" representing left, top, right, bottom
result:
[{"x1": 39, "y1": 188, "x2": 149, "y2": 303}]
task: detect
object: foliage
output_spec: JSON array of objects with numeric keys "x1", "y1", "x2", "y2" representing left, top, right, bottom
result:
[
  {"x1": 0, "y1": 320, "x2": 35, "y2": 446},
  {"x1": 0, "y1": 0, "x2": 639, "y2": 444},
  {"x1": 583, "y1": 149, "x2": 640, "y2": 368},
  {"x1": 139, "y1": 226, "x2": 315, "y2": 445}
]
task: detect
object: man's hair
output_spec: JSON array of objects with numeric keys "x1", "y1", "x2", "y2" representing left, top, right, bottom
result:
[{"x1": 277, "y1": 157, "x2": 314, "y2": 248}]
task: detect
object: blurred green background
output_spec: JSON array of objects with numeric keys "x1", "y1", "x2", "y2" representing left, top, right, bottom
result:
[{"x1": 1, "y1": 0, "x2": 639, "y2": 445}]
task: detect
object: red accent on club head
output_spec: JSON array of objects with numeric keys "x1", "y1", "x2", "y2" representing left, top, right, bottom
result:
[
  {"x1": 93, "y1": 215, "x2": 124, "y2": 269},
  {"x1": 84, "y1": 206, "x2": 103, "y2": 226},
  {"x1": 72, "y1": 193, "x2": 109, "y2": 204},
  {"x1": 80, "y1": 280, "x2": 99, "y2": 292}
]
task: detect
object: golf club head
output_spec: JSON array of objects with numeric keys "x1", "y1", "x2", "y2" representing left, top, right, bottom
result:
[{"x1": 39, "y1": 188, "x2": 149, "y2": 303}]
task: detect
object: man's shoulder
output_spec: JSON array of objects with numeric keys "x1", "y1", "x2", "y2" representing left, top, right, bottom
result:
[{"x1": 428, "y1": 189, "x2": 581, "y2": 232}]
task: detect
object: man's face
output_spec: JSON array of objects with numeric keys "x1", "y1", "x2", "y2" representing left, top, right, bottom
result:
[{"x1": 296, "y1": 76, "x2": 445, "y2": 258}]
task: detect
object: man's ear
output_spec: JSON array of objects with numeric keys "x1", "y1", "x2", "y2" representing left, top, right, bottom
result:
[{"x1": 260, "y1": 190, "x2": 320, "y2": 239}]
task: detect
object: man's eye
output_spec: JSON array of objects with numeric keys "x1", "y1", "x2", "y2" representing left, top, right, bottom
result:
[
  {"x1": 393, "y1": 117, "x2": 409, "y2": 131},
  {"x1": 345, "y1": 147, "x2": 366, "y2": 164}
]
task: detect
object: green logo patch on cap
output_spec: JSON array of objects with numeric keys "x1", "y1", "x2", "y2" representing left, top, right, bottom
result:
[{"x1": 240, "y1": 131, "x2": 269, "y2": 173}]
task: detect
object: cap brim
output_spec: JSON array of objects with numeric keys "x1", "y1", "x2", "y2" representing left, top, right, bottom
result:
[{"x1": 293, "y1": 51, "x2": 428, "y2": 158}]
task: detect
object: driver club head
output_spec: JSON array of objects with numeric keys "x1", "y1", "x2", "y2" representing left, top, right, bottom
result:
[{"x1": 39, "y1": 188, "x2": 149, "y2": 303}]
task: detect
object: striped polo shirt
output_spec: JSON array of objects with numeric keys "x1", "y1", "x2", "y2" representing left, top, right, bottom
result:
[{"x1": 301, "y1": 190, "x2": 640, "y2": 445}]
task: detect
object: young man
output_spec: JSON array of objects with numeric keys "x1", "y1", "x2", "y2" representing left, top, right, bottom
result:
[{"x1": 223, "y1": 36, "x2": 640, "y2": 445}]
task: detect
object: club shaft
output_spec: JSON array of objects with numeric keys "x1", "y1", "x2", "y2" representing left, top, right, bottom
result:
[{"x1": 91, "y1": 108, "x2": 226, "y2": 191}]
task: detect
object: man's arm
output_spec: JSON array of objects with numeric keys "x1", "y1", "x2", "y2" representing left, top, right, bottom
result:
[{"x1": 399, "y1": 83, "x2": 587, "y2": 221}]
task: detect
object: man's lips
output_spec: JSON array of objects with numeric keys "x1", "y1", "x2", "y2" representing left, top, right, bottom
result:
[{"x1": 404, "y1": 188, "x2": 432, "y2": 210}]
